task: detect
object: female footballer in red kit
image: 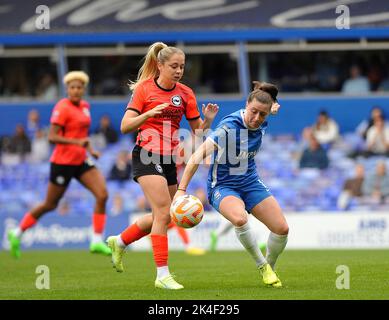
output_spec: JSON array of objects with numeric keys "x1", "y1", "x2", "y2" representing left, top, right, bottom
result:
[
  {"x1": 107, "y1": 42, "x2": 219, "y2": 290},
  {"x1": 8, "y1": 71, "x2": 111, "y2": 258}
]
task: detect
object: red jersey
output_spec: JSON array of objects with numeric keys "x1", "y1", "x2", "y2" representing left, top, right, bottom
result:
[
  {"x1": 126, "y1": 78, "x2": 200, "y2": 155},
  {"x1": 50, "y1": 98, "x2": 91, "y2": 165}
]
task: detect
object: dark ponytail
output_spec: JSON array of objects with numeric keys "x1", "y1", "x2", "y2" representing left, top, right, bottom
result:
[
  {"x1": 247, "y1": 81, "x2": 278, "y2": 107},
  {"x1": 252, "y1": 81, "x2": 278, "y2": 102}
]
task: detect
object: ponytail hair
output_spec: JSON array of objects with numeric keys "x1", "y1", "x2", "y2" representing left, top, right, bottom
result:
[
  {"x1": 247, "y1": 81, "x2": 278, "y2": 108},
  {"x1": 129, "y1": 42, "x2": 184, "y2": 91},
  {"x1": 252, "y1": 81, "x2": 278, "y2": 102}
]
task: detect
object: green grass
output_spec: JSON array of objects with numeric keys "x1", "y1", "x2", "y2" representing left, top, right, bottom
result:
[{"x1": 0, "y1": 250, "x2": 388, "y2": 300}]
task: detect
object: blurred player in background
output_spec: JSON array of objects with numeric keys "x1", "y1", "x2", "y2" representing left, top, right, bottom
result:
[
  {"x1": 106, "y1": 42, "x2": 218, "y2": 290},
  {"x1": 175, "y1": 82, "x2": 288, "y2": 288},
  {"x1": 7, "y1": 71, "x2": 111, "y2": 258}
]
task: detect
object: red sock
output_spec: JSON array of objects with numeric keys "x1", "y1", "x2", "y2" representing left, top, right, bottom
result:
[
  {"x1": 150, "y1": 234, "x2": 168, "y2": 267},
  {"x1": 120, "y1": 223, "x2": 149, "y2": 246},
  {"x1": 93, "y1": 213, "x2": 106, "y2": 234},
  {"x1": 19, "y1": 212, "x2": 37, "y2": 231}
]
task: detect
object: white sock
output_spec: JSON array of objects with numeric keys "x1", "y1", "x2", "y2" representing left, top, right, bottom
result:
[
  {"x1": 13, "y1": 227, "x2": 23, "y2": 239},
  {"x1": 235, "y1": 222, "x2": 266, "y2": 267},
  {"x1": 216, "y1": 220, "x2": 234, "y2": 237},
  {"x1": 116, "y1": 234, "x2": 126, "y2": 248},
  {"x1": 157, "y1": 266, "x2": 170, "y2": 279},
  {"x1": 266, "y1": 232, "x2": 288, "y2": 270},
  {"x1": 91, "y1": 232, "x2": 103, "y2": 244}
]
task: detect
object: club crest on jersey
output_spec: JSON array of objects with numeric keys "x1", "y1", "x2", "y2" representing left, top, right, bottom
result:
[
  {"x1": 83, "y1": 108, "x2": 90, "y2": 117},
  {"x1": 171, "y1": 95, "x2": 182, "y2": 107}
]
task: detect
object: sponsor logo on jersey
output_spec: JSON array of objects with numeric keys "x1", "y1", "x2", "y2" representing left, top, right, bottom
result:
[{"x1": 237, "y1": 150, "x2": 258, "y2": 159}]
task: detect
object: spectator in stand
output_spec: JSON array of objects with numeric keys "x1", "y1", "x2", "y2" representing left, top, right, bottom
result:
[
  {"x1": 355, "y1": 107, "x2": 387, "y2": 141},
  {"x1": 29, "y1": 129, "x2": 50, "y2": 163},
  {"x1": 36, "y1": 73, "x2": 58, "y2": 101},
  {"x1": 109, "y1": 150, "x2": 132, "y2": 182},
  {"x1": 365, "y1": 117, "x2": 389, "y2": 157},
  {"x1": 9, "y1": 124, "x2": 31, "y2": 159},
  {"x1": 378, "y1": 76, "x2": 389, "y2": 92},
  {"x1": 1, "y1": 124, "x2": 31, "y2": 165},
  {"x1": 303, "y1": 110, "x2": 339, "y2": 148},
  {"x1": 376, "y1": 62, "x2": 389, "y2": 92},
  {"x1": 349, "y1": 107, "x2": 389, "y2": 158},
  {"x1": 341, "y1": 65, "x2": 370, "y2": 95},
  {"x1": 362, "y1": 161, "x2": 389, "y2": 204},
  {"x1": 110, "y1": 193, "x2": 125, "y2": 216},
  {"x1": 95, "y1": 115, "x2": 119, "y2": 144},
  {"x1": 367, "y1": 63, "x2": 383, "y2": 91},
  {"x1": 26, "y1": 109, "x2": 42, "y2": 140},
  {"x1": 337, "y1": 163, "x2": 365, "y2": 210},
  {"x1": 299, "y1": 133, "x2": 329, "y2": 170}
]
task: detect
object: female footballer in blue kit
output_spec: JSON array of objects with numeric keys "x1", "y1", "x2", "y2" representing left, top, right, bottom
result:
[{"x1": 174, "y1": 82, "x2": 288, "y2": 287}]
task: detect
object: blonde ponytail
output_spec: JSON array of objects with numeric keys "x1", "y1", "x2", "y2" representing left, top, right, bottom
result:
[{"x1": 129, "y1": 42, "x2": 184, "y2": 91}]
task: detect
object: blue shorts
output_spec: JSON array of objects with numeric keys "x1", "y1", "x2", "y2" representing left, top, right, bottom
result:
[{"x1": 208, "y1": 179, "x2": 272, "y2": 213}]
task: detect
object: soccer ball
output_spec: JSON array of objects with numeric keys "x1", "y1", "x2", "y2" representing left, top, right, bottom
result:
[{"x1": 170, "y1": 195, "x2": 204, "y2": 228}]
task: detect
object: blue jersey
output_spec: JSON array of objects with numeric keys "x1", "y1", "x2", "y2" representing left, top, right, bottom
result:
[{"x1": 207, "y1": 109, "x2": 267, "y2": 191}]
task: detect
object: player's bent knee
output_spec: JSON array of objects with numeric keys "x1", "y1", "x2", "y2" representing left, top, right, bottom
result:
[
  {"x1": 274, "y1": 224, "x2": 289, "y2": 235},
  {"x1": 153, "y1": 209, "x2": 171, "y2": 225},
  {"x1": 157, "y1": 216, "x2": 171, "y2": 226},
  {"x1": 97, "y1": 190, "x2": 109, "y2": 203},
  {"x1": 231, "y1": 215, "x2": 248, "y2": 227}
]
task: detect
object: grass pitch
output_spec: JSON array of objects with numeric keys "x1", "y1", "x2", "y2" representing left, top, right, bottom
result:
[{"x1": 0, "y1": 249, "x2": 388, "y2": 300}]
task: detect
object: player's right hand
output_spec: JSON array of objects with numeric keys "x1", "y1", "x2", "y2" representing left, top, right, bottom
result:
[
  {"x1": 147, "y1": 103, "x2": 169, "y2": 118},
  {"x1": 173, "y1": 189, "x2": 186, "y2": 203},
  {"x1": 270, "y1": 102, "x2": 281, "y2": 115},
  {"x1": 89, "y1": 150, "x2": 101, "y2": 159},
  {"x1": 78, "y1": 138, "x2": 90, "y2": 148}
]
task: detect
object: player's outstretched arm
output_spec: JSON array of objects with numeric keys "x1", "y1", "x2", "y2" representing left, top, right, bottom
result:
[{"x1": 174, "y1": 138, "x2": 217, "y2": 201}]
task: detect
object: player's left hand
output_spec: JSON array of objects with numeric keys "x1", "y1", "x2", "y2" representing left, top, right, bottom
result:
[
  {"x1": 271, "y1": 102, "x2": 281, "y2": 115},
  {"x1": 202, "y1": 103, "x2": 219, "y2": 121},
  {"x1": 90, "y1": 150, "x2": 101, "y2": 159}
]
